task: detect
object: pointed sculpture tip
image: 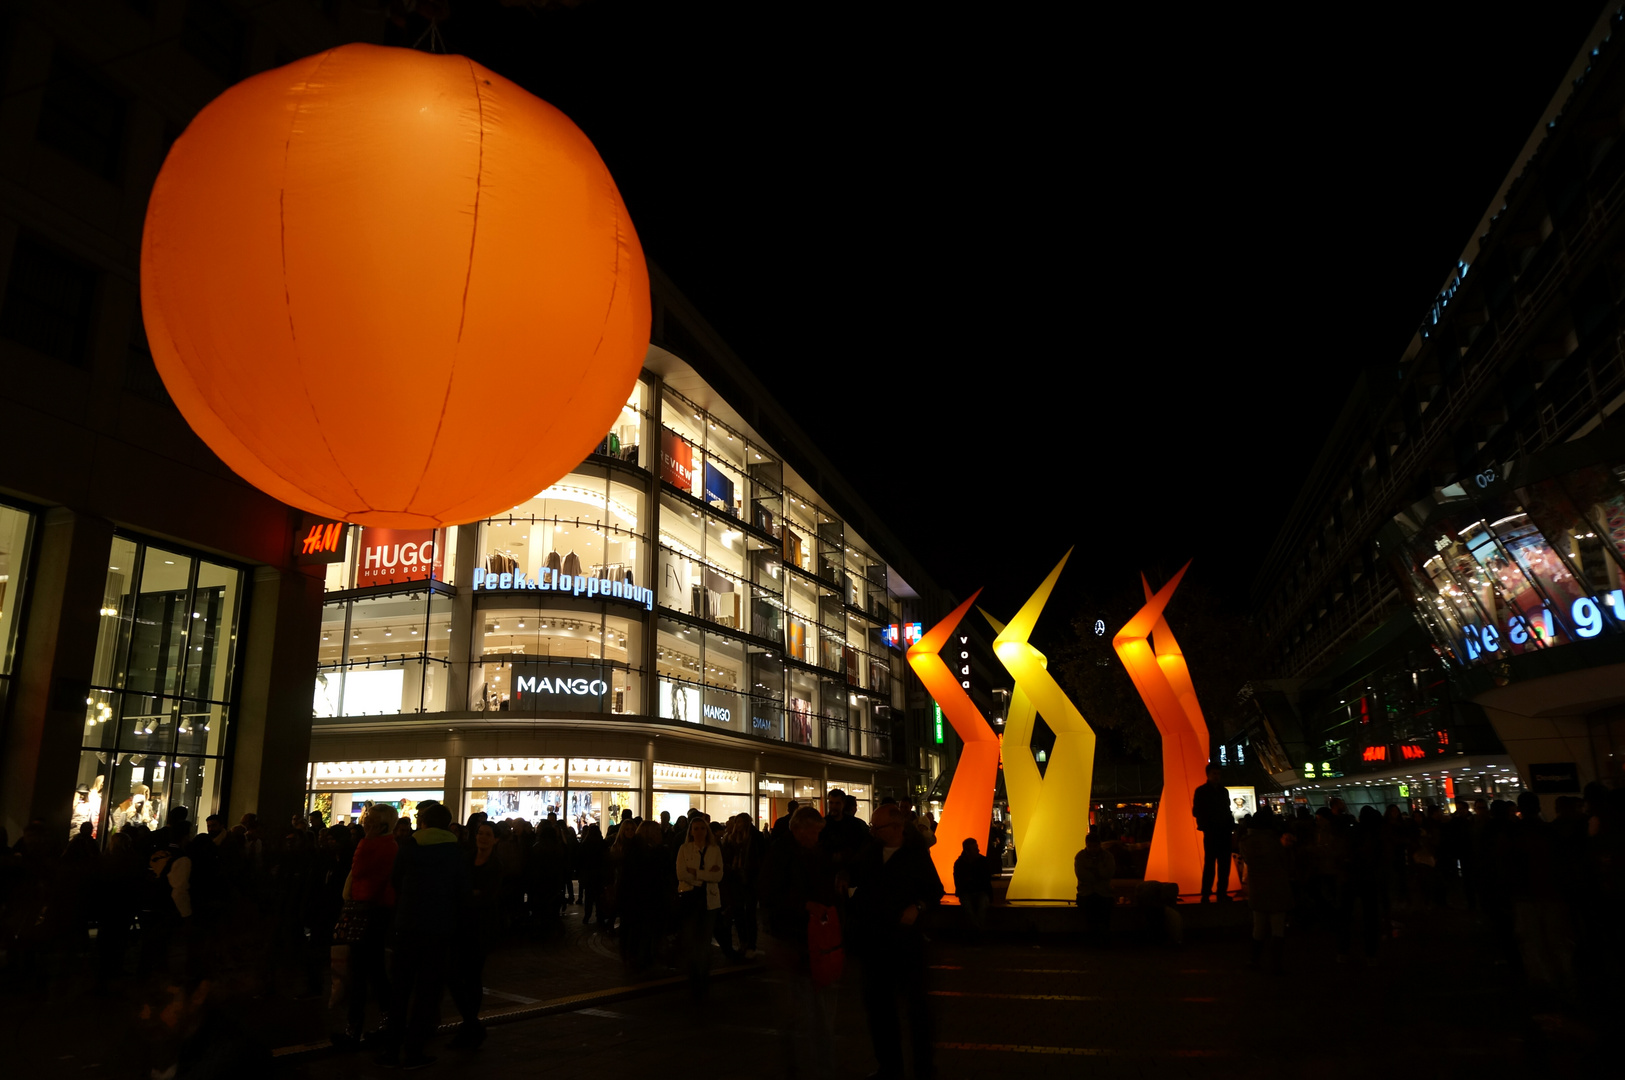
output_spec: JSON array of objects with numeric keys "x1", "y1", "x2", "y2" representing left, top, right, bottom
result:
[
  {"x1": 910, "y1": 588, "x2": 985, "y2": 656},
  {"x1": 978, "y1": 606, "x2": 1006, "y2": 635},
  {"x1": 995, "y1": 550, "x2": 1071, "y2": 645}
]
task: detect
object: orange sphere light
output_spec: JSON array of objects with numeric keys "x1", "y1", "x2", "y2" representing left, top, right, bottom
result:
[{"x1": 141, "y1": 44, "x2": 650, "y2": 527}]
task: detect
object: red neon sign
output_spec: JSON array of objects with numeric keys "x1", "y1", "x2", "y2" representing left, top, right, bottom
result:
[
  {"x1": 1361, "y1": 745, "x2": 1387, "y2": 762},
  {"x1": 1400, "y1": 745, "x2": 1426, "y2": 760},
  {"x1": 302, "y1": 522, "x2": 344, "y2": 555}
]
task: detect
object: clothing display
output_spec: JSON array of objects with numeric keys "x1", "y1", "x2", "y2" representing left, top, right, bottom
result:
[
  {"x1": 868, "y1": 658, "x2": 889, "y2": 693},
  {"x1": 589, "y1": 562, "x2": 634, "y2": 587},
  {"x1": 561, "y1": 551, "x2": 582, "y2": 578},
  {"x1": 753, "y1": 504, "x2": 774, "y2": 536},
  {"x1": 660, "y1": 549, "x2": 693, "y2": 610},
  {"x1": 788, "y1": 620, "x2": 807, "y2": 662},
  {"x1": 788, "y1": 698, "x2": 813, "y2": 745},
  {"x1": 485, "y1": 552, "x2": 517, "y2": 575},
  {"x1": 545, "y1": 551, "x2": 562, "y2": 573},
  {"x1": 782, "y1": 528, "x2": 802, "y2": 568},
  {"x1": 752, "y1": 599, "x2": 783, "y2": 642}
]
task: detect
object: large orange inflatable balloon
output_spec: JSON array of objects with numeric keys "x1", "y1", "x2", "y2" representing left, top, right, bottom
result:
[{"x1": 141, "y1": 44, "x2": 650, "y2": 527}]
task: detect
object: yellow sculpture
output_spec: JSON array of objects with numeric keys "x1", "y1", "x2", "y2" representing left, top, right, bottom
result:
[
  {"x1": 981, "y1": 613, "x2": 1041, "y2": 859},
  {"x1": 1112, "y1": 563, "x2": 1231, "y2": 895},
  {"x1": 982, "y1": 551, "x2": 1097, "y2": 901},
  {"x1": 906, "y1": 592, "x2": 1000, "y2": 889}
]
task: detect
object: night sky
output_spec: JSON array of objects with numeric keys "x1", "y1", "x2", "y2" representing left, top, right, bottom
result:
[{"x1": 430, "y1": 0, "x2": 1605, "y2": 638}]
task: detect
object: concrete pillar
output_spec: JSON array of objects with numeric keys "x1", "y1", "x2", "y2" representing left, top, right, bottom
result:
[
  {"x1": 1, "y1": 509, "x2": 113, "y2": 840},
  {"x1": 751, "y1": 753, "x2": 762, "y2": 829},
  {"x1": 443, "y1": 754, "x2": 466, "y2": 823},
  {"x1": 1479, "y1": 704, "x2": 1597, "y2": 817},
  {"x1": 227, "y1": 565, "x2": 323, "y2": 826},
  {"x1": 448, "y1": 523, "x2": 478, "y2": 711},
  {"x1": 643, "y1": 738, "x2": 656, "y2": 820}
]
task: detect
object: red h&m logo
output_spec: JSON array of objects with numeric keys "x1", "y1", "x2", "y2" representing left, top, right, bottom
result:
[
  {"x1": 1362, "y1": 745, "x2": 1388, "y2": 762},
  {"x1": 295, "y1": 516, "x2": 348, "y2": 565},
  {"x1": 302, "y1": 522, "x2": 344, "y2": 555},
  {"x1": 1400, "y1": 745, "x2": 1426, "y2": 760}
]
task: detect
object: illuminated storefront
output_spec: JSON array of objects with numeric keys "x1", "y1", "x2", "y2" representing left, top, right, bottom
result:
[
  {"x1": 308, "y1": 759, "x2": 446, "y2": 825},
  {"x1": 304, "y1": 346, "x2": 917, "y2": 821},
  {"x1": 1382, "y1": 429, "x2": 1625, "y2": 800}
]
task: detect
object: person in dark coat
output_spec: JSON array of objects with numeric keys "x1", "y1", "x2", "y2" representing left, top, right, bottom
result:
[
  {"x1": 848, "y1": 804, "x2": 945, "y2": 1080},
  {"x1": 818, "y1": 789, "x2": 867, "y2": 873},
  {"x1": 952, "y1": 838, "x2": 994, "y2": 933},
  {"x1": 577, "y1": 824, "x2": 608, "y2": 926},
  {"x1": 761, "y1": 806, "x2": 838, "y2": 1079},
  {"x1": 771, "y1": 800, "x2": 800, "y2": 843},
  {"x1": 376, "y1": 801, "x2": 470, "y2": 1070},
  {"x1": 1191, "y1": 764, "x2": 1233, "y2": 902}
]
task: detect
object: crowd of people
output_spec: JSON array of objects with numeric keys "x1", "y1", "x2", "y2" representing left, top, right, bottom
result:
[
  {"x1": 9, "y1": 773, "x2": 1622, "y2": 1073},
  {"x1": 1208, "y1": 782, "x2": 1625, "y2": 1014},
  {"x1": 0, "y1": 788, "x2": 948, "y2": 1077}
]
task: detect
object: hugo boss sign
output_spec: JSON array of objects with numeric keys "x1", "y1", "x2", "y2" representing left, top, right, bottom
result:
[{"x1": 357, "y1": 527, "x2": 445, "y2": 585}]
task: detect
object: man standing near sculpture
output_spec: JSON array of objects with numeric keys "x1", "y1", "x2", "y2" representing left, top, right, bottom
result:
[
  {"x1": 849, "y1": 804, "x2": 944, "y2": 1080},
  {"x1": 1192, "y1": 764, "x2": 1233, "y2": 903}
]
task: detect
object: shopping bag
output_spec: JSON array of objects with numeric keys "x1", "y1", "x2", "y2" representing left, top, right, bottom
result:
[{"x1": 807, "y1": 902, "x2": 844, "y2": 987}]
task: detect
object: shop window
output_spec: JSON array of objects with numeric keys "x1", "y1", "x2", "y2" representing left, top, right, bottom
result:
[
  {"x1": 98, "y1": 752, "x2": 218, "y2": 836},
  {"x1": 36, "y1": 53, "x2": 126, "y2": 180},
  {"x1": 1, "y1": 232, "x2": 98, "y2": 368},
  {"x1": 81, "y1": 535, "x2": 243, "y2": 840},
  {"x1": 309, "y1": 758, "x2": 446, "y2": 826},
  {"x1": 788, "y1": 667, "x2": 818, "y2": 747},
  {"x1": 467, "y1": 757, "x2": 643, "y2": 832},
  {"x1": 480, "y1": 471, "x2": 645, "y2": 599},
  {"x1": 0, "y1": 503, "x2": 35, "y2": 718},
  {"x1": 598, "y1": 380, "x2": 652, "y2": 469},
  {"x1": 702, "y1": 630, "x2": 746, "y2": 733}
]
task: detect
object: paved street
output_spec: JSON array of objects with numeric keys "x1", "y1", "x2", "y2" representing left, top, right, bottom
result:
[{"x1": 267, "y1": 902, "x2": 1592, "y2": 1080}]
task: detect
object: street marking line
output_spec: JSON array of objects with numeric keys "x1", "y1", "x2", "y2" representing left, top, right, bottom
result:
[
  {"x1": 931, "y1": 991, "x2": 1100, "y2": 1001},
  {"x1": 577, "y1": 1008, "x2": 624, "y2": 1018},
  {"x1": 270, "y1": 962, "x2": 759, "y2": 1058},
  {"x1": 938, "y1": 1042, "x2": 1226, "y2": 1058},
  {"x1": 931, "y1": 990, "x2": 1220, "y2": 1003},
  {"x1": 482, "y1": 986, "x2": 540, "y2": 1005},
  {"x1": 930, "y1": 966, "x2": 1093, "y2": 973}
]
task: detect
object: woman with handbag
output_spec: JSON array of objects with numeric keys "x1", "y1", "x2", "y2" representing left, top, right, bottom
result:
[
  {"x1": 336, "y1": 804, "x2": 398, "y2": 1047},
  {"x1": 674, "y1": 813, "x2": 725, "y2": 998}
]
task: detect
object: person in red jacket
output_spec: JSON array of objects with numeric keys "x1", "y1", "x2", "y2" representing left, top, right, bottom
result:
[{"x1": 341, "y1": 804, "x2": 398, "y2": 1045}]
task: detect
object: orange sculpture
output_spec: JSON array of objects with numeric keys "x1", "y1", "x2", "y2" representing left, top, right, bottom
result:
[
  {"x1": 1112, "y1": 563, "x2": 1232, "y2": 895},
  {"x1": 907, "y1": 591, "x2": 1000, "y2": 889},
  {"x1": 141, "y1": 44, "x2": 650, "y2": 528}
]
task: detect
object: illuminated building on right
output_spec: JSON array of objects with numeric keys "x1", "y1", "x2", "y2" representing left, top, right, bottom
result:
[{"x1": 1244, "y1": 7, "x2": 1625, "y2": 812}]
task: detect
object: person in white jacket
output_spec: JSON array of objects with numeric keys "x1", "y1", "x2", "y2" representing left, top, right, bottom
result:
[{"x1": 675, "y1": 813, "x2": 726, "y2": 998}]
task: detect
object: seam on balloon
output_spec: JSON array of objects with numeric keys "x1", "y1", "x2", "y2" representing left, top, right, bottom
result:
[
  {"x1": 403, "y1": 59, "x2": 485, "y2": 518},
  {"x1": 456, "y1": 59, "x2": 486, "y2": 345},
  {"x1": 277, "y1": 48, "x2": 370, "y2": 515},
  {"x1": 590, "y1": 168, "x2": 622, "y2": 358}
]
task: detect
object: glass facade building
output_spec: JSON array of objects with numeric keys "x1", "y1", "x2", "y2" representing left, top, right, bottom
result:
[{"x1": 306, "y1": 346, "x2": 919, "y2": 827}]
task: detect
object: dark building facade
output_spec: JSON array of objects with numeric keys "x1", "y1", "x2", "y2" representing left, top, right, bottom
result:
[
  {"x1": 1246, "y1": 5, "x2": 1625, "y2": 812},
  {"x1": 1, "y1": 1, "x2": 954, "y2": 840}
]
